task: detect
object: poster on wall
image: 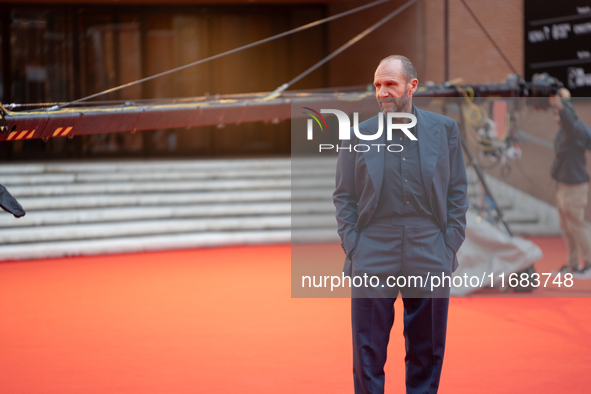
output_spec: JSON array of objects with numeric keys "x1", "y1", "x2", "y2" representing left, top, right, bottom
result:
[{"x1": 525, "y1": 0, "x2": 591, "y2": 97}]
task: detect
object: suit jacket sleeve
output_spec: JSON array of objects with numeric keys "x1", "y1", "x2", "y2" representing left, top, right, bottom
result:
[
  {"x1": 443, "y1": 121, "x2": 469, "y2": 254},
  {"x1": 333, "y1": 137, "x2": 359, "y2": 259}
]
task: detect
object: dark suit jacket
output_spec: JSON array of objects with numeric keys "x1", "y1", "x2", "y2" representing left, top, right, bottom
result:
[{"x1": 333, "y1": 106, "x2": 468, "y2": 274}]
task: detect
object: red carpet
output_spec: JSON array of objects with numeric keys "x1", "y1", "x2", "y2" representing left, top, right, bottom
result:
[{"x1": 1, "y1": 237, "x2": 590, "y2": 393}]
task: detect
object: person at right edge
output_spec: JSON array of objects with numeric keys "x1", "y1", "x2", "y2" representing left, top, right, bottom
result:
[{"x1": 550, "y1": 88, "x2": 591, "y2": 276}]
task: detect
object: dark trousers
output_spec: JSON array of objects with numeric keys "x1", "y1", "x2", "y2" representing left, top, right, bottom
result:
[
  {"x1": 350, "y1": 216, "x2": 451, "y2": 393},
  {"x1": 352, "y1": 297, "x2": 449, "y2": 394}
]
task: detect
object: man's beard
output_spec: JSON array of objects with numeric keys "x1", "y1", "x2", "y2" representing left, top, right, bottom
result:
[{"x1": 378, "y1": 89, "x2": 410, "y2": 113}]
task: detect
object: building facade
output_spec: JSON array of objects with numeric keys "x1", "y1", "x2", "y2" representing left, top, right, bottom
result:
[{"x1": 0, "y1": 0, "x2": 524, "y2": 160}]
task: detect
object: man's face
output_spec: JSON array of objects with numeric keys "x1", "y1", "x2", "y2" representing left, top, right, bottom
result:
[{"x1": 373, "y1": 60, "x2": 418, "y2": 113}]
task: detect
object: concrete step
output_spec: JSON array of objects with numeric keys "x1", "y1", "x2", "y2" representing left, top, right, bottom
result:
[
  {"x1": 502, "y1": 210, "x2": 539, "y2": 224},
  {"x1": 292, "y1": 214, "x2": 337, "y2": 229},
  {"x1": 468, "y1": 206, "x2": 544, "y2": 230},
  {"x1": 292, "y1": 177, "x2": 334, "y2": 189},
  {"x1": 0, "y1": 158, "x2": 291, "y2": 174},
  {"x1": 0, "y1": 216, "x2": 290, "y2": 244},
  {"x1": 0, "y1": 168, "x2": 291, "y2": 185},
  {"x1": 8, "y1": 179, "x2": 291, "y2": 197},
  {"x1": 16, "y1": 190, "x2": 292, "y2": 211},
  {"x1": 0, "y1": 230, "x2": 291, "y2": 261},
  {"x1": 0, "y1": 203, "x2": 290, "y2": 227},
  {"x1": 291, "y1": 188, "x2": 334, "y2": 201},
  {"x1": 292, "y1": 228, "x2": 339, "y2": 243},
  {"x1": 292, "y1": 201, "x2": 335, "y2": 214},
  {"x1": 506, "y1": 223, "x2": 562, "y2": 237}
]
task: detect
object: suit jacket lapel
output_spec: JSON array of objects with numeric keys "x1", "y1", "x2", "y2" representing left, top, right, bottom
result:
[
  {"x1": 416, "y1": 107, "x2": 440, "y2": 202},
  {"x1": 361, "y1": 114, "x2": 386, "y2": 197}
]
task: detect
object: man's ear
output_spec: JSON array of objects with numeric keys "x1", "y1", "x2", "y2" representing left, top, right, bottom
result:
[{"x1": 408, "y1": 78, "x2": 418, "y2": 96}]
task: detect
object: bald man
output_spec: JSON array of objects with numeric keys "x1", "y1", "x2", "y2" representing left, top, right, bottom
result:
[{"x1": 333, "y1": 55, "x2": 468, "y2": 393}]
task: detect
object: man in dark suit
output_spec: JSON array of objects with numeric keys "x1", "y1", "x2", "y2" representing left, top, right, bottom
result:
[{"x1": 333, "y1": 55, "x2": 468, "y2": 393}]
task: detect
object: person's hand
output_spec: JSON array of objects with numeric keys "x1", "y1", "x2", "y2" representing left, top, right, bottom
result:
[{"x1": 549, "y1": 88, "x2": 570, "y2": 111}]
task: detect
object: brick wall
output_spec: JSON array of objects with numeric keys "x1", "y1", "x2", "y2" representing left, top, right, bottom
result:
[
  {"x1": 328, "y1": 0, "x2": 524, "y2": 86},
  {"x1": 440, "y1": 0, "x2": 523, "y2": 84},
  {"x1": 327, "y1": 0, "x2": 425, "y2": 87}
]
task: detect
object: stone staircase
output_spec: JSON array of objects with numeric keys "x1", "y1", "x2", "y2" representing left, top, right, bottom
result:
[
  {"x1": 0, "y1": 159, "x2": 294, "y2": 261},
  {"x1": 0, "y1": 157, "x2": 560, "y2": 261}
]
